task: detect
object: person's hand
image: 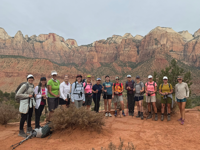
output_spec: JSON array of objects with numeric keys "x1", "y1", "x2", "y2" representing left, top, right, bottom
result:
[
  {"x1": 42, "y1": 95, "x2": 46, "y2": 98},
  {"x1": 29, "y1": 95, "x2": 33, "y2": 98},
  {"x1": 56, "y1": 95, "x2": 60, "y2": 98},
  {"x1": 104, "y1": 90, "x2": 107, "y2": 92},
  {"x1": 133, "y1": 89, "x2": 136, "y2": 91},
  {"x1": 72, "y1": 102, "x2": 74, "y2": 104},
  {"x1": 140, "y1": 90, "x2": 143, "y2": 93},
  {"x1": 96, "y1": 89, "x2": 98, "y2": 93},
  {"x1": 83, "y1": 101, "x2": 85, "y2": 104},
  {"x1": 112, "y1": 95, "x2": 114, "y2": 99},
  {"x1": 65, "y1": 98, "x2": 68, "y2": 101},
  {"x1": 115, "y1": 91, "x2": 118, "y2": 94}
]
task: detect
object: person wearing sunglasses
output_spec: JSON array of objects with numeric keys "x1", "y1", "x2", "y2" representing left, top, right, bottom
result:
[
  {"x1": 159, "y1": 76, "x2": 173, "y2": 121},
  {"x1": 175, "y1": 76, "x2": 189, "y2": 125},
  {"x1": 113, "y1": 77, "x2": 125, "y2": 116}
]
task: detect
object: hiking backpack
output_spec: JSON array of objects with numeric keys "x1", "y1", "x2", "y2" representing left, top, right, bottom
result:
[
  {"x1": 73, "y1": 82, "x2": 83, "y2": 91},
  {"x1": 134, "y1": 82, "x2": 145, "y2": 95},
  {"x1": 34, "y1": 122, "x2": 52, "y2": 138},
  {"x1": 114, "y1": 83, "x2": 122, "y2": 88},
  {"x1": 15, "y1": 82, "x2": 29, "y2": 103}
]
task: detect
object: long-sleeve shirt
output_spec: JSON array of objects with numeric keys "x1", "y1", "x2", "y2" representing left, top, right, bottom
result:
[
  {"x1": 16, "y1": 82, "x2": 34, "y2": 99},
  {"x1": 60, "y1": 82, "x2": 71, "y2": 100},
  {"x1": 71, "y1": 82, "x2": 85, "y2": 102},
  {"x1": 175, "y1": 82, "x2": 189, "y2": 99}
]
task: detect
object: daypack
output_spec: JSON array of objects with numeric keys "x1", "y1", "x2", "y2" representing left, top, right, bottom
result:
[
  {"x1": 134, "y1": 81, "x2": 145, "y2": 94},
  {"x1": 34, "y1": 123, "x2": 52, "y2": 138},
  {"x1": 161, "y1": 83, "x2": 172, "y2": 93},
  {"x1": 15, "y1": 82, "x2": 29, "y2": 103},
  {"x1": 73, "y1": 82, "x2": 83, "y2": 92}
]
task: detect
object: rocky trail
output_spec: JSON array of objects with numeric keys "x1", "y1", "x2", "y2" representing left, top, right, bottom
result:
[{"x1": 0, "y1": 109, "x2": 200, "y2": 150}]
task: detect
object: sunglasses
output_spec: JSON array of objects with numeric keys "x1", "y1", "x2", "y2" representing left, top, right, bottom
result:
[
  {"x1": 178, "y1": 79, "x2": 182, "y2": 80},
  {"x1": 116, "y1": 79, "x2": 119, "y2": 80}
]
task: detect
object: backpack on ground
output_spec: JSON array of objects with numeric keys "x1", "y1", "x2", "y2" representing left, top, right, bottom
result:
[
  {"x1": 34, "y1": 122, "x2": 52, "y2": 138},
  {"x1": 161, "y1": 83, "x2": 172, "y2": 93},
  {"x1": 15, "y1": 82, "x2": 29, "y2": 103}
]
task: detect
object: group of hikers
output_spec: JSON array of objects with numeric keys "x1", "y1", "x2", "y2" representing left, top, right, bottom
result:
[{"x1": 15, "y1": 70, "x2": 189, "y2": 137}]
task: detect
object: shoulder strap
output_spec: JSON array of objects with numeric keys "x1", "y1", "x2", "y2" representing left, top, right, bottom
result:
[
  {"x1": 139, "y1": 82, "x2": 142, "y2": 89},
  {"x1": 38, "y1": 86, "x2": 41, "y2": 94},
  {"x1": 120, "y1": 83, "x2": 122, "y2": 88},
  {"x1": 23, "y1": 83, "x2": 29, "y2": 94},
  {"x1": 161, "y1": 83, "x2": 163, "y2": 92},
  {"x1": 84, "y1": 82, "x2": 87, "y2": 89}
]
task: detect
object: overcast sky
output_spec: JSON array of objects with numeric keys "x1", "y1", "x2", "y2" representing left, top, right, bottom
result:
[{"x1": 0, "y1": 0, "x2": 200, "y2": 45}]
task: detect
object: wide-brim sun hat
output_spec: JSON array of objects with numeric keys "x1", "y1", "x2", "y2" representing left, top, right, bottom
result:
[
  {"x1": 163, "y1": 76, "x2": 168, "y2": 80},
  {"x1": 148, "y1": 75, "x2": 153, "y2": 79}
]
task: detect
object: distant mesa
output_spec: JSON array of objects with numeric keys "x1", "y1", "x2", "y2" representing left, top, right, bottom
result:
[
  {"x1": 194, "y1": 29, "x2": 200, "y2": 37},
  {"x1": 179, "y1": 30, "x2": 193, "y2": 42}
]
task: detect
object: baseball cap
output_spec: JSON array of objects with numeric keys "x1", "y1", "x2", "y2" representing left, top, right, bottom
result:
[
  {"x1": 51, "y1": 71, "x2": 57, "y2": 76},
  {"x1": 76, "y1": 74, "x2": 82, "y2": 78},
  {"x1": 96, "y1": 78, "x2": 101, "y2": 81},
  {"x1": 115, "y1": 77, "x2": 119, "y2": 80},
  {"x1": 87, "y1": 75, "x2": 91, "y2": 78},
  {"x1": 148, "y1": 75, "x2": 153, "y2": 79},
  {"x1": 105, "y1": 75, "x2": 109, "y2": 78},
  {"x1": 136, "y1": 76, "x2": 140, "y2": 79},
  {"x1": 163, "y1": 76, "x2": 168, "y2": 80},
  {"x1": 40, "y1": 77, "x2": 47, "y2": 81},
  {"x1": 27, "y1": 74, "x2": 34, "y2": 79},
  {"x1": 127, "y1": 75, "x2": 131, "y2": 78}
]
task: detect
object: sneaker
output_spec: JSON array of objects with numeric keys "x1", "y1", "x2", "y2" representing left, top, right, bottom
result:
[
  {"x1": 18, "y1": 130, "x2": 27, "y2": 138},
  {"x1": 108, "y1": 112, "x2": 112, "y2": 117},
  {"x1": 181, "y1": 119, "x2": 184, "y2": 125},
  {"x1": 155, "y1": 114, "x2": 158, "y2": 121},
  {"x1": 147, "y1": 113, "x2": 152, "y2": 119},
  {"x1": 122, "y1": 112, "x2": 126, "y2": 116},
  {"x1": 167, "y1": 115, "x2": 171, "y2": 121},
  {"x1": 136, "y1": 111, "x2": 140, "y2": 118},
  {"x1": 27, "y1": 127, "x2": 33, "y2": 134},
  {"x1": 140, "y1": 112, "x2": 144, "y2": 120},
  {"x1": 177, "y1": 118, "x2": 182, "y2": 121},
  {"x1": 105, "y1": 113, "x2": 108, "y2": 117},
  {"x1": 114, "y1": 111, "x2": 117, "y2": 117},
  {"x1": 161, "y1": 115, "x2": 164, "y2": 121}
]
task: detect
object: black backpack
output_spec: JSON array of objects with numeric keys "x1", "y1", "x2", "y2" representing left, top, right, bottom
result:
[{"x1": 15, "y1": 82, "x2": 29, "y2": 103}]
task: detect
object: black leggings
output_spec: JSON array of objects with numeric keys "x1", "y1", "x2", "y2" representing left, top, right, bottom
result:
[
  {"x1": 127, "y1": 94, "x2": 135, "y2": 113},
  {"x1": 20, "y1": 107, "x2": 33, "y2": 130},
  {"x1": 93, "y1": 97, "x2": 100, "y2": 112},
  {"x1": 35, "y1": 105, "x2": 45, "y2": 128}
]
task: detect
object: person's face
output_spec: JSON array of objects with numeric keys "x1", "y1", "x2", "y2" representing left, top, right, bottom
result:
[
  {"x1": 28, "y1": 78, "x2": 34, "y2": 84},
  {"x1": 116, "y1": 79, "x2": 119, "y2": 83},
  {"x1": 64, "y1": 76, "x2": 69, "y2": 82},
  {"x1": 41, "y1": 80, "x2": 46, "y2": 86},
  {"x1": 52, "y1": 74, "x2": 57, "y2": 79},
  {"x1": 106, "y1": 77, "x2": 109, "y2": 81},
  {"x1": 77, "y1": 77, "x2": 82, "y2": 82},
  {"x1": 97, "y1": 80, "x2": 101, "y2": 84},
  {"x1": 163, "y1": 79, "x2": 168, "y2": 83},
  {"x1": 178, "y1": 78, "x2": 182, "y2": 83},
  {"x1": 136, "y1": 78, "x2": 140, "y2": 82},
  {"x1": 87, "y1": 77, "x2": 91, "y2": 82},
  {"x1": 148, "y1": 78, "x2": 153, "y2": 82},
  {"x1": 127, "y1": 77, "x2": 131, "y2": 81}
]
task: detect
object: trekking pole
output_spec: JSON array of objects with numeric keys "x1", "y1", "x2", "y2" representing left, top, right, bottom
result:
[
  {"x1": 26, "y1": 97, "x2": 30, "y2": 137},
  {"x1": 96, "y1": 92, "x2": 97, "y2": 112}
]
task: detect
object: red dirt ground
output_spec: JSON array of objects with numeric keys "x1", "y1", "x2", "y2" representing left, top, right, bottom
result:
[{"x1": 0, "y1": 109, "x2": 200, "y2": 150}]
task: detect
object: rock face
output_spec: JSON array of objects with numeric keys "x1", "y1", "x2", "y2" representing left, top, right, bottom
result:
[{"x1": 0, "y1": 26, "x2": 200, "y2": 68}]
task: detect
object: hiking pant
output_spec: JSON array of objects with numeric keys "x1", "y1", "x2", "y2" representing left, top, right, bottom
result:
[
  {"x1": 74, "y1": 100, "x2": 83, "y2": 108},
  {"x1": 127, "y1": 93, "x2": 135, "y2": 113},
  {"x1": 93, "y1": 97, "x2": 100, "y2": 112},
  {"x1": 35, "y1": 105, "x2": 45, "y2": 128},
  {"x1": 20, "y1": 107, "x2": 33, "y2": 130}
]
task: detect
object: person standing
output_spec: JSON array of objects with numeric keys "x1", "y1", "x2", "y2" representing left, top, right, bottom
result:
[
  {"x1": 34, "y1": 77, "x2": 48, "y2": 129},
  {"x1": 125, "y1": 75, "x2": 135, "y2": 116},
  {"x1": 83, "y1": 75, "x2": 93, "y2": 110},
  {"x1": 92, "y1": 78, "x2": 103, "y2": 112},
  {"x1": 175, "y1": 76, "x2": 189, "y2": 125},
  {"x1": 59, "y1": 75, "x2": 71, "y2": 108},
  {"x1": 133, "y1": 76, "x2": 144, "y2": 119},
  {"x1": 145, "y1": 75, "x2": 158, "y2": 121},
  {"x1": 16, "y1": 74, "x2": 36, "y2": 137},
  {"x1": 47, "y1": 70, "x2": 60, "y2": 121},
  {"x1": 159, "y1": 76, "x2": 173, "y2": 121},
  {"x1": 113, "y1": 77, "x2": 125, "y2": 116},
  {"x1": 103, "y1": 75, "x2": 113, "y2": 117},
  {"x1": 71, "y1": 75, "x2": 85, "y2": 108}
]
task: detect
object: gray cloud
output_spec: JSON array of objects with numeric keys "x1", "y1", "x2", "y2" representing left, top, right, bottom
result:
[{"x1": 0, "y1": 0, "x2": 199, "y2": 45}]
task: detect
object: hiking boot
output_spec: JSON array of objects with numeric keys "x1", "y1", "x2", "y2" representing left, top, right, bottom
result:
[
  {"x1": 129, "y1": 112, "x2": 132, "y2": 116},
  {"x1": 108, "y1": 113, "x2": 112, "y2": 117},
  {"x1": 177, "y1": 118, "x2": 182, "y2": 121},
  {"x1": 136, "y1": 111, "x2": 140, "y2": 118},
  {"x1": 161, "y1": 115, "x2": 164, "y2": 121},
  {"x1": 114, "y1": 111, "x2": 117, "y2": 117},
  {"x1": 140, "y1": 112, "x2": 144, "y2": 120},
  {"x1": 181, "y1": 119, "x2": 184, "y2": 125},
  {"x1": 18, "y1": 130, "x2": 27, "y2": 138},
  {"x1": 155, "y1": 114, "x2": 158, "y2": 121},
  {"x1": 105, "y1": 113, "x2": 108, "y2": 117},
  {"x1": 122, "y1": 112, "x2": 126, "y2": 116},
  {"x1": 27, "y1": 127, "x2": 33, "y2": 134},
  {"x1": 147, "y1": 113, "x2": 152, "y2": 119},
  {"x1": 167, "y1": 115, "x2": 171, "y2": 121}
]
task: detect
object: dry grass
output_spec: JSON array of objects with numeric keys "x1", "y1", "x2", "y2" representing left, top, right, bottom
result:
[
  {"x1": 92, "y1": 138, "x2": 136, "y2": 150},
  {"x1": 0, "y1": 102, "x2": 18, "y2": 125},
  {"x1": 50, "y1": 105, "x2": 105, "y2": 132}
]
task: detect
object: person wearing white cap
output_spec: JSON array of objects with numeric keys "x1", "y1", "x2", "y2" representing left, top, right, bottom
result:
[
  {"x1": 145, "y1": 75, "x2": 158, "y2": 121},
  {"x1": 47, "y1": 70, "x2": 60, "y2": 121},
  {"x1": 159, "y1": 76, "x2": 173, "y2": 121},
  {"x1": 125, "y1": 75, "x2": 135, "y2": 116},
  {"x1": 16, "y1": 74, "x2": 36, "y2": 137},
  {"x1": 92, "y1": 78, "x2": 103, "y2": 112}
]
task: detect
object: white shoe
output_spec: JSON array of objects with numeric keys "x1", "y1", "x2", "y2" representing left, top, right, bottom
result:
[
  {"x1": 109, "y1": 113, "x2": 112, "y2": 117},
  {"x1": 105, "y1": 113, "x2": 108, "y2": 117}
]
